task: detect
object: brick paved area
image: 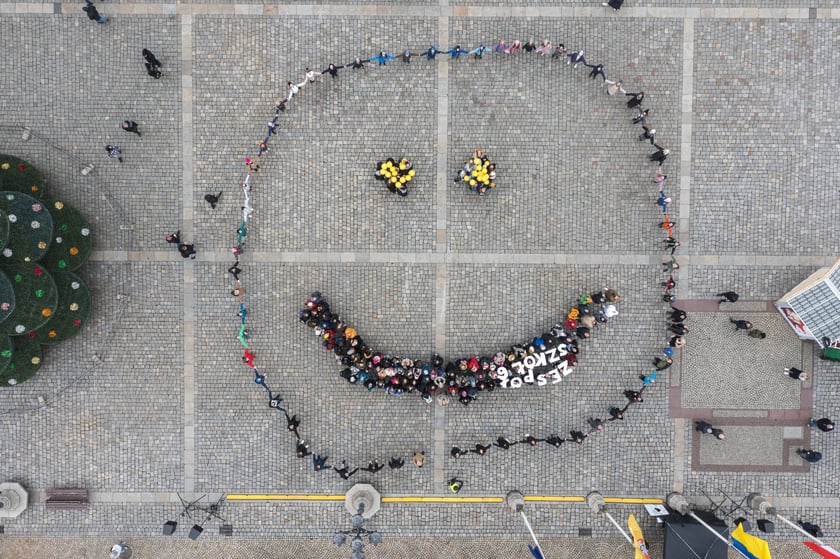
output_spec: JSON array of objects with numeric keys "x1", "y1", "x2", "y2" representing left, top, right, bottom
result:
[{"x1": 1, "y1": 1, "x2": 839, "y2": 557}]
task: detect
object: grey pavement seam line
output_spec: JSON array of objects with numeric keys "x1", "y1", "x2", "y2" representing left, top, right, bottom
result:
[
  {"x1": 678, "y1": 17, "x2": 693, "y2": 299},
  {"x1": 182, "y1": 12, "x2": 196, "y2": 493},
  {"x1": 432, "y1": 8, "x2": 449, "y2": 489},
  {"x1": 86, "y1": 251, "x2": 840, "y2": 266},
  {"x1": 7, "y1": 4, "x2": 837, "y2": 19}
]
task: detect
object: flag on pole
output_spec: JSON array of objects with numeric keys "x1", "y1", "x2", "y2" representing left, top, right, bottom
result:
[
  {"x1": 527, "y1": 544, "x2": 544, "y2": 559},
  {"x1": 627, "y1": 514, "x2": 651, "y2": 559},
  {"x1": 731, "y1": 522, "x2": 772, "y2": 559},
  {"x1": 804, "y1": 542, "x2": 840, "y2": 559}
]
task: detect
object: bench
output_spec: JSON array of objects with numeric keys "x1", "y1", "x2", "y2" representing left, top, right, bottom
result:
[{"x1": 45, "y1": 488, "x2": 89, "y2": 511}]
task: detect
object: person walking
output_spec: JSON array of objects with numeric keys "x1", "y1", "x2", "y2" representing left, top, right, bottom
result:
[
  {"x1": 286, "y1": 414, "x2": 300, "y2": 437},
  {"x1": 663, "y1": 237, "x2": 681, "y2": 255},
  {"x1": 143, "y1": 48, "x2": 162, "y2": 68},
  {"x1": 607, "y1": 406, "x2": 626, "y2": 421},
  {"x1": 784, "y1": 367, "x2": 809, "y2": 381},
  {"x1": 448, "y1": 478, "x2": 464, "y2": 493},
  {"x1": 412, "y1": 451, "x2": 425, "y2": 468},
  {"x1": 605, "y1": 79, "x2": 625, "y2": 96},
  {"x1": 568, "y1": 430, "x2": 587, "y2": 444},
  {"x1": 82, "y1": 1, "x2": 108, "y2": 23},
  {"x1": 716, "y1": 291, "x2": 739, "y2": 303},
  {"x1": 649, "y1": 144, "x2": 670, "y2": 164},
  {"x1": 695, "y1": 420, "x2": 713, "y2": 434},
  {"x1": 796, "y1": 448, "x2": 822, "y2": 463},
  {"x1": 585, "y1": 63, "x2": 607, "y2": 81},
  {"x1": 653, "y1": 357, "x2": 673, "y2": 371},
  {"x1": 334, "y1": 460, "x2": 359, "y2": 479},
  {"x1": 361, "y1": 460, "x2": 384, "y2": 473},
  {"x1": 121, "y1": 121, "x2": 141, "y2": 136},
  {"x1": 312, "y1": 454, "x2": 328, "y2": 471},
  {"x1": 808, "y1": 417, "x2": 835, "y2": 432},
  {"x1": 639, "y1": 125, "x2": 656, "y2": 144},
  {"x1": 494, "y1": 436, "x2": 517, "y2": 450},
  {"x1": 450, "y1": 446, "x2": 465, "y2": 459},
  {"x1": 545, "y1": 434, "x2": 565, "y2": 447},
  {"x1": 204, "y1": 191, "x2": 222, "y2": 209},
  {"x1": 587, "y1": 417, "x2": 605, "y2": 432},
  {"x1": 602, "y1": 0, "x2": 624, "y2": 10},
  {"x1": 632, "y1": 108, "x2": 649, "y2": 125},
  {"x1": 105, "y1": 145, "x2": 123, "y2": 162},
  {"x1": 178, "y1": 242, "x2": 196, "y2": 259},
  {"x1": 626, "y1": 91, "x2": 645, "y2": 108},
  {"x1": 472, "y1": 443, "x2": 491, "y2": 455},
  {"x1": 567, "y1": 50, "x2": 586, "y2": 68},
  {"x1": 729, "y1": 318, "x2": 753, "y2": 331},
  {"x1": 388, "y1": 456, "x2": 404, "y2": 470},
  {"x1": 165, "y1": 231, "x2": 180, "y2": 245},
  {"x1": 748, "y1": 329, "x2": 767, "y2": 339}
]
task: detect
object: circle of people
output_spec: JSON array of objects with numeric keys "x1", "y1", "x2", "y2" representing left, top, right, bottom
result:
[
  {"x1": 206, "y1": 35, "x2": 696, "y2": 478},
  {"x1": 456, "y1": 148, "x2": 497, "y2": 196},
  {"x1": 374, "y1": 158, "x2": 415, "y2": 196}
]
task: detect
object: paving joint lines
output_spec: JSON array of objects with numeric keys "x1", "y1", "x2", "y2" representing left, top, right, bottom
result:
[{"x1": 6, "y1": 4, "x2": 840, "y2": 19}]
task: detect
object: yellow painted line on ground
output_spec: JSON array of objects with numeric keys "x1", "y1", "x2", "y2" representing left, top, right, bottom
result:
[
  {"x1": 226, "y1": 494, "x2": 345, "y2": 501},
  {"x1": 226, "y1": 494, "x2": 663, "y2": 504},
  {"x1": 382, "y1": 496, "x2": 504, "y2": 503},
  {"x1": 524, "y1": 496, "x2": 586, "y2": 502}
]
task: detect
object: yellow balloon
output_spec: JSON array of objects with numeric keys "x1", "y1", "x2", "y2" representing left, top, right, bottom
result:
[
  {"x1": 469, "y1": 180, "x2": 477, "y2": 186},
  {"x1": 408, "y1": 169, "x2": 415, "y2": 176}
]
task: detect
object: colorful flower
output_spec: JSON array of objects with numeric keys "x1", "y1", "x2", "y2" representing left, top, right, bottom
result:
[
  {"x1": 33, "y1": 267, "x2": 42, "y2": 277},
  {"x1": 32, "y1": 203, "x2": 41, "y2": 212},
  {"x1": 48, "y1": 330, "x2": 57, "y2": 338},
  {"x1": 14, "y1": 325, "x2": 25, "y2": 333},
  {"x1": 37, "y1": 241, "x2": 46, "y2": 249},
  {"x1": 8, "y1": 214, "x2": 16, "y2": 223},
  {"x1": 54, "y1": 201, "x2": 64, "y2": 210},
  {"x1": 31, "y1": 221, "x2": 40, "y2": 229},
  {"x1": 69, "y1": 303, "x2": 79, "y2": 311},
  {"x1": 0, "y1": 163, "x2": 8, "y2": 170},
  {"x1": 31, "y1": 357, "x2": 40, "y2": 365},
  {"x1": 41, "y1": 308, "x2": 52, "y2": 317},
  {"x1": 69, "y1": 247, "x2": 79, "y2": 256},
  {"x1": 71, "y1": 282, "x2": 79, "y2": 290},
  {"x1": 81, "y1": 228, "x2": 90, "y2": 236},
  {"x1": 17, "y1": 164, "x2": 25, "y2": 171},
  {"x1": 73, "y1": 319, "x2": 82, "y2": 327}
]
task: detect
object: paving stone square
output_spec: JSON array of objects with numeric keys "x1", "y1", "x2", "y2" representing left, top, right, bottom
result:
[
  {"x1": 680, "y1": 311, "x2": 803, "y2": 409},
  {"x1": 1, "y1": 1, "x2": 839, "y2": 556}
]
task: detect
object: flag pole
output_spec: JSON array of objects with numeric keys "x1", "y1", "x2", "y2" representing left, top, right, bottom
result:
[
  {"x1": 519, "y1": 510, "x2": 547, "y2": 557},
  {"x1": 667, "y1": 493, "x2": 752, "y2": 559},
  {"x1": 774, "y1": 513, "x2": 825, "y2": 546},
  {"x1": 585, "y1": 491, "x2": 633, "y2": 544}
]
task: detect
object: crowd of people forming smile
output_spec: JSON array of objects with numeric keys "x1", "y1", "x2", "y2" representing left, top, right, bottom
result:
[{"x1": 227, "y1": 35, "x2": 685, "y2": 479}]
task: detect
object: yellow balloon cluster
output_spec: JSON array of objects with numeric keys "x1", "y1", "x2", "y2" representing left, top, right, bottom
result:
[
  {"x1": 376, "y1": 158, "x2": 416, "y2": 189},
  {"x1": 462, "y1": 155, "x2": 496, "y2": 189}
]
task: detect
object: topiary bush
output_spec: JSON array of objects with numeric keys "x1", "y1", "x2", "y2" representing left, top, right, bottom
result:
[{"x1": 0, "y1": 155, "x2": 93, "y2": 385}]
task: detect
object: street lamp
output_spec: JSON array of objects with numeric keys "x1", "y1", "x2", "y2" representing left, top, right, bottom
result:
[{"x1": 333, "y1": 484, "x2": 382, "y2": 559}]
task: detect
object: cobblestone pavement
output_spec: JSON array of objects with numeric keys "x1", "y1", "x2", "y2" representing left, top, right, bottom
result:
[{"x1": 1, "y1": 0, "x2": 839, "y2": 557}]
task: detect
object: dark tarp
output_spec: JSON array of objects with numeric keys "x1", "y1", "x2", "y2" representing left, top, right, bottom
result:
[{"x1": 662, "y1": 510, "x2": 729, "y2": 559}]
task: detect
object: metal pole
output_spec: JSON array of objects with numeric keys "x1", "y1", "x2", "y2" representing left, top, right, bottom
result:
[
  {"x1": 774, "y1": 513, "x2": 825, "y2": 546},
  {"x1": 602, "y1": 511, "x2": 633, "y2": 544},
  {"x1": 519, "y1": 510, "x2": 547, "y2": 558},
  {"x1": 686, "y1": 512, "x2": 751, "y2": 559}
]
